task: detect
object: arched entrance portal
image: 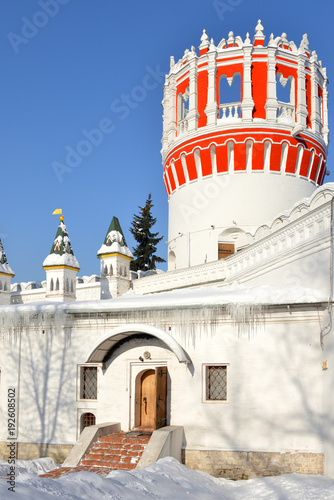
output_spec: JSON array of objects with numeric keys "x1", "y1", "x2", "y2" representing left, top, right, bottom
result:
[
  {"x1": 134, "y1": 367, "x2": 167, "y2": 430},
  {"x1": 85, "y1": 324, "x2": 190, "y2": 431}
]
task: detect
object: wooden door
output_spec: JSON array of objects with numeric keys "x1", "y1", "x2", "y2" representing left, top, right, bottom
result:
[
  {"x1": 140, "y1": 369, "x2": 156, "y2": 428},
  {"x1": 155, "y1": 366, "x2": 167, "y2": 429},
  {"x1": 218, "y1": 243, "x2": 235, "y2": 260}
]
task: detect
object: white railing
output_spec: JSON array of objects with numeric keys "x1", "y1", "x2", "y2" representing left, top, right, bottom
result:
[
  {"x1": 219, "y1": 102, "x2": 241, "y2": 120},
  {"x1": 177, "y1": 116, "x2": 188, "y2": 135},
  {"x1": 277, "y1": 101, "x2": 295, "y2": 123}
]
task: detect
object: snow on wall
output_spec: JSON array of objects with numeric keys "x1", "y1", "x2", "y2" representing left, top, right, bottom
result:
[{"x1": 0, "y1": 300, "x2": 326, "y2": 455}]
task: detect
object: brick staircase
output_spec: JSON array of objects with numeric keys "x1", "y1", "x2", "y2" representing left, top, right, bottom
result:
[
  {"x1": 81, "y1": 431, "x2": 151, "y2": 470},
  {"x1": 40, "y1": 431, "x2": 151, "y2": 479}
]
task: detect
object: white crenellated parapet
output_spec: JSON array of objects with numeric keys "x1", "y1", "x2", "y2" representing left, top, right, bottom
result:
[
  {"x1": 167, "y1": 71, "x2": 177, "y2": 145},
  {"x1": 310, "y1": 51, "x2": 323, "y2": 136},
  {"x1": 266, "y1": 38, "x2": 278, "y2": 122},
  {"x1": 199, "y1": 28, "x2": 210, "y2": 54},
  {"x1": 161, "y1": 76, "x2": 169, "y2": 154},
  {"x1": 163, "y1": 24, "x2": 329, "y2": 157},
  {"x1": 134, "y1": 183, "x2": 334, "y2": 295},
  {"x1": 205, "y1": 40, "x2": 218, "y2": 126},
  {"x1": 253, "y1": 19, "x2": 265, "y2": 46},
  {"x1": 242, "y1": 33, "x2": 254, "y2": 121},
  {"x1": 322, "y1": 69, "x2": 329, "y2": 146},
  {"x1": 187, "y1": 47, "x2": 199, "y2": 132}
]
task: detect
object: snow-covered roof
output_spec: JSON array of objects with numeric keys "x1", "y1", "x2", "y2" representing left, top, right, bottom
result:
[
  {"x1": 97, "y1": 216, "x2": 133, "y2": 258},
  {"x1": 0, "y1": 238, "x2": 14, "y2": 276},
  {"x1": 43, "y1": 219, "x2": 79, "y2": 270},
  {"x1": 0, "y1": 284, "x2": 327, "y2": 315},
  {"x1": 43, "y1": 253, "x2": 80, "y2": 269}
]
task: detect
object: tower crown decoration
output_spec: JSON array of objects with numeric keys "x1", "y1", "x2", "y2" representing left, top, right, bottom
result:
[
  {"x1": 162, "y1": 22, "x2": 330, "y2": 271},
  {"x1": 43, "y1": 213, "x2": 79, "y2": 301},
  {"x1": 0, "y1": 238, "x2": 14, "y2": 304},
  {"x1": 43, "y1": 218, "x2": 79, "y2": 270},
  {"x1": 0, "y1": 239, "x2": 14, "y2": 277},
  {"x1": 97, "y1": 216, "x2": 133, "y2": 259},
  {"x1": 162, "y1": 21, "x2": 329, "y2": 195},
  {"x1": 97, "y1": 216, "x2": 132, "y2": 299}
]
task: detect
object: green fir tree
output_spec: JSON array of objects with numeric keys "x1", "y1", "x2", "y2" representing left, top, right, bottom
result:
[{"x1": 130, "y1": 194, "x2": 166, "y2": 271}]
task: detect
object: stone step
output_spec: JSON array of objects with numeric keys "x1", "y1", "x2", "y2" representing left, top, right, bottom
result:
[
  {"x1": 99, "y1": 437, "x2": 150, "y2": 445},
  {"x1": 79, "y1": 430, "x2": 151, "y2": 472},
  {"x1": 41, "y1": 466, "x2": 114, "y2": 478},
  {"x1": 85, "y1": 450, "x2": 144, "y2": 459},
  {"x1": 81, "y1": 459, "x2": 136, "y2": 469},
  {"x1": 88, "y1": 443, "x2": 146, "y2": 451},
  {"x1": 84, "y1": 453, "x2": 142, "y2": 463},
  {"x1": 81, "y1": 432, "x2": 151, "y2": 470}
]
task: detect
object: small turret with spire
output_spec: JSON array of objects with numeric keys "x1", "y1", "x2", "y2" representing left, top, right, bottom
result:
[
  {"x1": 97, "y1": 216, "x2": 133, "y2": 298},
  {"x1": 0, "y1": 238, "x2": 14, "y2": 305},
  {"x1": 43, "y1": 209, "x2": 79, "y2": 301}
]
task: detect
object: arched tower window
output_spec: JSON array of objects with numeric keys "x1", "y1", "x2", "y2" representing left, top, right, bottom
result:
[
  {"x1": 56, "y1": 278, "x2": 59, "y2": 291},
  {"x1": 110, "y1": 264, "x2": 113, "y2": 276},
  {"x1": 227, "y1": 142, "x2": 234, "y2": 171},
  {"x1": 263, "y1": 141, "x2": 271, "y2": 172},
  {"x1": 80, "y1": 412, "x2": 96, "y2": 434},
  {"x1": 168, "y1": 250, "x2": 176, "y2": 270},
  {"x1": 0, "y1": 281, "x2": 2, "y2": 290},
  {"x1": 280, "y1": 142, "x2": 289, "y2": 172},
  {"x1": 296, "y1": 145, "x2": 305, "y2": 175},
  {"x1": 276, "y1": 74, "x2": 295, "y2": 122},
  {"x1": 71, "y1": 280, "x2": 74, "y2": 293},
  {"x1": 104, "y1": 265, "x2": 108, "y2": 275},
  {"x1": 194, "y1": 149, "x2": 201, "y2": 178},
  {"x1": 177, "y1": 88, "x2": 189, "y2": 134},
  {"x1": 124, "y1": 266, "x2": 127, "y2": 277},
  {"x1": 4, "y1": 283, "x2": 7, "y2": 291},
  {"x1": 50, "y1": 278, "x2": 54, "y2": 292},
  {"x1": 210, "y1": 144, "x2": 217, "y2": 174},
  {"x1": 246, "y1": 140, "x2": 253, "y2": 171},
  {"x1": 181, "y1": 154, "x2": 189, "y2": 183},
  {"x1": 177, "y1": 88, "x2": 189, "y2": 121},
  {"x1": 66, "y1": 278, "x2": 69, "y2": 293}
]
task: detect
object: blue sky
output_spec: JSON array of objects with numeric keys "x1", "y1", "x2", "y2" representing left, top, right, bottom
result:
[{"x1": 0, "y1": 0, "x2": 333, "y2": 282}]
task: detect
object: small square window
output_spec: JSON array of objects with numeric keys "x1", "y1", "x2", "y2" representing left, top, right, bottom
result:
[
  {"x1": 205, "y1": 365, "x2": 227, "y2": 401},
  {"x1": 80, "y1": 366, "x2": 97, "y2": 400}
]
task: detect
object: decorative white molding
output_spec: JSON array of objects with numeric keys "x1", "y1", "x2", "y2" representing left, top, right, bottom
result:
[{"x1": 133, "y1": 184, "x2": 334, "y2": 295}]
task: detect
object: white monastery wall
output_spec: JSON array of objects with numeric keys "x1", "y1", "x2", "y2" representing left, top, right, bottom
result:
[
  {"x1": 0, "y1": 305, "x2": 326, "y2": 460},
  {"x1": 134, "y1": 185, "x2": 334, "y2": 295},
  {"x1": 323, "y1": 308, "x2": 334, "y2": 477},
  {"x1": 76, "y1": 282, "x2": 101, "y2": 301}
]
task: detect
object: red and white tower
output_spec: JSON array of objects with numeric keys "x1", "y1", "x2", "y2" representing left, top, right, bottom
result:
[{"x1": 162, "y1": 21, "x2": 329, "y2": 270}]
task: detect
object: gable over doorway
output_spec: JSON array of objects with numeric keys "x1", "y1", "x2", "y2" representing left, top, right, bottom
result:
[{"x1": 85, "y1": 324, "x2": 191, "y2": 364}]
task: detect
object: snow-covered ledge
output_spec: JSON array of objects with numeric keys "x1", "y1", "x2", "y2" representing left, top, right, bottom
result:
[{"x1": 137, "y1": 426, "x2": 184, "y2": 469}]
